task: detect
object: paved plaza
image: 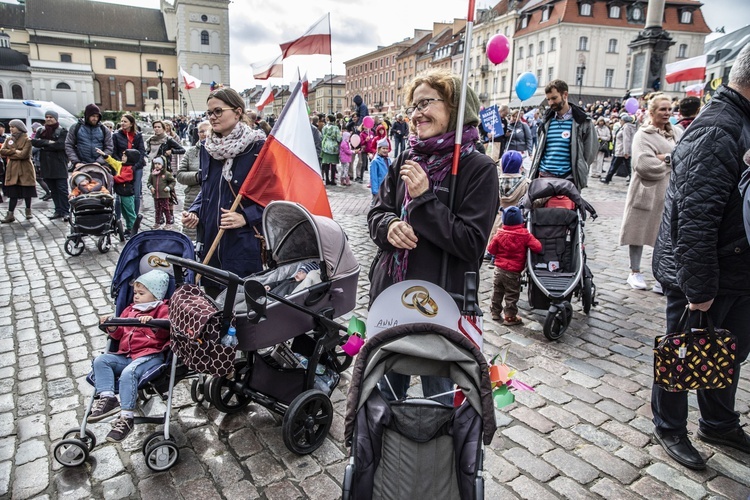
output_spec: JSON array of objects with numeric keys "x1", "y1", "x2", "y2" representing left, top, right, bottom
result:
[{"x1": 0, "y1": 170, "x2": 748, "y2": 499}]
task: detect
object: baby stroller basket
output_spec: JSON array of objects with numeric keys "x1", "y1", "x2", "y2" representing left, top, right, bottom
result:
[{"x1": 343, "y1": 323, "x2": 496, "y2": 500}]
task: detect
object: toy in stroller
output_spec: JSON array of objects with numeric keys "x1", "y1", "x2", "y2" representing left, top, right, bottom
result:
[
  {"x1": 166, "y1": 200, "x2": 360, "y2": 454},
  {"x1": 521, "y1": 177, "x2": 598, "y2": 341},
  {"x1": 52, "y1": 230, "x2": 196, "y2": 471},
  {"x1": 341, "y1": 318, "x2": 497, "y2": 500},
  {"x1": 65, "y1": 163, "x2": 125, "y2": 256}
]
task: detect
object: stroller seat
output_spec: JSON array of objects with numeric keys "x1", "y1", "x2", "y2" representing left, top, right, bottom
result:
[{"x1": 530, "y1": 207, "x2": 578, "y2": 273}]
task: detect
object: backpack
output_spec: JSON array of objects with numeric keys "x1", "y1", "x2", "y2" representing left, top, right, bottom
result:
[{"x1": 321, "y1": 125, "x2": 341, "y2": 155}]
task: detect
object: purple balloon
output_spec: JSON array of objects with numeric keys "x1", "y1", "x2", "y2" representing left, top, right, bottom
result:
[
  {"x1": 486, "y1": 34, "x2": 510, "y2": 65},
  {"x1": 624, "y1": 97, "x2": 639, "y2": 114}
]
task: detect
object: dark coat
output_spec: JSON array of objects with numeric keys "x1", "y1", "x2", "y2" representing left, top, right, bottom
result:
[
  {"x1": 189, "y1": 140, "x2": 265, "y2": 280},
  {"x1": 31, "y1": 126, "x2": 68, "y2": 179},
  {"x1": 65, "y1": 121, "x2": 113, "y2": 165},
  {"x1": 368, "y1": 150, "x2": 499, "y2": 304},
  {"x1": 112, "y1": 130, "x2": 147, "y2": 170},
  {"x1": 653, "y1": 85, "x2": 750, "y2": 302}
]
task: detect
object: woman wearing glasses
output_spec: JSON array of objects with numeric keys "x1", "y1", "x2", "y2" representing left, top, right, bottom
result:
[
  {"x1": 181, "y1": 88, "x2": 267, "y2": 297},
  {"x1": 367, "y1": 70, "x2": 499, "y2": 403}
]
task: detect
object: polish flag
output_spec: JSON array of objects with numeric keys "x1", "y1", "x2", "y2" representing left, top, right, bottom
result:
[
  {"x1": 256, "y1": 84, "x2": 275, "y2": 113},
  {"x1": 239, "y1": 81, "x2": 332, "y2": 218},
  {"x1": 301, "y1": 71, "x2": 309, "y2": 99},
  {"x1": 665, "y1": 55, "x2": 707, "y2": 84},
  {"x1": 179, "y1": 67, "x2": 201, "y2": 90},
  {"x1": 457, "y1": 314, "x2": 483, "y2": 350},
  {"x1": 684, "y1": 83, "x2": 703, "y2": 97},
  {"x1": 279, "y1": 14, "x2": 332, "y2": 59},
  {"x1": 252, "y1": 54, "x2": 283, "y2": 80}
]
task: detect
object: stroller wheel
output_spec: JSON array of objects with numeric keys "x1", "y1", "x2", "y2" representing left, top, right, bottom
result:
[
  {"x1": 190, "y1": 377, "x2": 207, "y2": 404},
  {"x1": 581, "y1": 277, "x2": 595, "y2": 315},
  {"x1": 543, "y1": 302, "x2": 573, "y2": 341},
  {"x1": 62, "y1": 427, "x2": 97, "y2": 452},
  {"x1": 116, "y1": 219, "x2": 125, "y2": 242},
  {"x1": 208, "y1": 365, "x2": 252, "y2": 414},
  {"x1": 282, "y1": 389, "x2": 333, "y2": 455},
  {"x1": 97, "y1": 235, "x2": 111, "y2": 254},
  {"x1": 144, "y1": 438, "x2": 179, "y2": 472},
  {"x1": 142, "y1": 430, "x2": 173, "y2": 456},
  {"x1": 64, "y1": 237, "x2": 85, "y2": 256},
  {"x1": 329, "y1": 346, "x2": 353, "y2": 373},
  {"x1": 53, "y1": 439, "x2": 89, "y2": 467}
]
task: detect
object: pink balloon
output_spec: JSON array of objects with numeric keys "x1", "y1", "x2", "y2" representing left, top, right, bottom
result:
[
  {"x1": 624, "y1": 97, "x2": 639, "y2": 114},
  {"x1": 362, "y1": 116, "x2": 374, "y2": 129},
  {"x1": 486, "y1": 34, "x2": 510, "y2": 65}
]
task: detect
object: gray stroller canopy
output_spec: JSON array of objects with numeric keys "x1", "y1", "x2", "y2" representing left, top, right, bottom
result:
[
  {"x1": 262, "y1": 201, "x2": 359, "y2": 280},
  {"x1": 69, "y1": 163, "x2": 115, "y2": 192},
  {"x1": 344, "y1": 322, "x2": 497, "y2": 445}
]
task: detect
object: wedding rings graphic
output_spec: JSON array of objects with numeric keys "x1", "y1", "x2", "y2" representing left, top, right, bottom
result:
[
  {"x1": 148, "y1": 255, "x2": 171, "y2": 269},
  {"x1": 401, "y1": 286, "x2": 438, "y2": 318}
]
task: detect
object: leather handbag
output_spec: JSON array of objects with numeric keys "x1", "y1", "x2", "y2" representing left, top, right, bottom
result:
[{"x1": 653, "y1": 308, "x2": 736, "y2": 392}]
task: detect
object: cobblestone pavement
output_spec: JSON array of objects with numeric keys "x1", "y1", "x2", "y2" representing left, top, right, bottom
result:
[{"x1": 0, "y1": 167, "x2": 748, "y2": 500}]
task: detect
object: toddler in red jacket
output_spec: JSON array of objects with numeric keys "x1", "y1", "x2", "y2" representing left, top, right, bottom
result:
[
  {"x1": 487, "y1": 206, "x2": 542, "y2": 325},
  {"x1": 89, "y1": 270, "x2": 170, "y2": 443}
]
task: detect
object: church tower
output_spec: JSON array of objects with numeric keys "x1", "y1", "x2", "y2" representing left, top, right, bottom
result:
[{"x1": 162, "y1": 0, "x2": 230, "y2": 115}]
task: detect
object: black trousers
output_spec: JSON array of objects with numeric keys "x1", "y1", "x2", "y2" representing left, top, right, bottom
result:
[{"x1": 604, "y1": 156, "x2": 630, "y2": 182}]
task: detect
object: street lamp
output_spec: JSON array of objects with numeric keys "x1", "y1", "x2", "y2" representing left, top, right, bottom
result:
[
  {"x1": 171, "y1": 79, "x2": 176, "y2": 117},
  {"x1": 577, "y1": 54, "x2": 586, "y2": 105},
  {"x1": 156, "y1": 64, "x2": 165, "y2": 119}
]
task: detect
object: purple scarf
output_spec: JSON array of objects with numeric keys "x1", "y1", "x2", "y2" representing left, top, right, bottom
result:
[{"x1": 387, "y1": 125, "x2": 479, "y2": 282}]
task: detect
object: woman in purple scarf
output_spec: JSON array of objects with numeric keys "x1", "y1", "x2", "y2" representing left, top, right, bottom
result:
[{"x1": 367, "y1": 70, "x2": 499, "y2": 403}]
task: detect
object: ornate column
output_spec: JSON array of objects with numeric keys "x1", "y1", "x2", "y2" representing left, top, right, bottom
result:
[{"x1": 628, "y1": 0, "x2": 675, "y2": 95}]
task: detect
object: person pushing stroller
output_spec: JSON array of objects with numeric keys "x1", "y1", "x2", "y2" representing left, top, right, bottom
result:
[
  {"x1": 89, "y1": 270, "x2": 170, "y2": 442},
  {"x1": 487, "y1": 206, "x2": 542, "y2": 325}
]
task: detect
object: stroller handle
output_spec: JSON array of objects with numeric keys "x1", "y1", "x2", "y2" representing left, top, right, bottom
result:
[
  {"x1": 166, "y1": 255, "x2": 243, "y2": 287},
  {"x1": 99, "y1": 318, "x2": 171, "y2": 331}
]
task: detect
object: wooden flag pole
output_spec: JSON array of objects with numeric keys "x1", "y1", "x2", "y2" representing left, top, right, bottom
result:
[{"x1": 196, "y1": 192, "x2": 244, "y2": 282}]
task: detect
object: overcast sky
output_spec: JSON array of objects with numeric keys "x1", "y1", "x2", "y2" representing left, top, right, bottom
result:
[{"x1": 6, "y1": 0, "x2": 748, "y2": 90}]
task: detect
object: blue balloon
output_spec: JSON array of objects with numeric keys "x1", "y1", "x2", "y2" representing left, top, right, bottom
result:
[{"x1": 515, "y1": 72, "x2": 538, "y2": 102}]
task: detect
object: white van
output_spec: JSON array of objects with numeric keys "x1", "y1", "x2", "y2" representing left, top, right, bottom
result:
[{"x1": 0, "y1": 99, "x2": 78, "y2": 132}]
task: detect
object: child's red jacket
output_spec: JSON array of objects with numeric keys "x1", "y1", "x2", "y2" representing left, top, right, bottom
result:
[
  {"x1": 487, "y1": 224, "x2": 542, "y2": 273},
  {"x1": 109, "y1": 301, "x2": 170, "y2": 359}
]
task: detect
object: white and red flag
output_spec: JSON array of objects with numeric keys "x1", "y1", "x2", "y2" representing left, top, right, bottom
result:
[
  {"x1": 179, "y1": 67, "x2": 201, "y2": 90},
  {"x1": 256, "y1": 84, "x2": 275, "y2": 113},
  {"x1": 251, "y1": 54, "x2": 283, "y2": 80},
  {"x1": 279, "y1": 14, "x2": 332, "y2": 59},
  {"x1": 239, "y1": 81, "x2": 332, "y2": 218},
  {"x1": 665, "y1": 55, "x2": 707, "y2": 84},
  {"x1": 684, "y1": 83, "x2": 704, "y2": 97}
]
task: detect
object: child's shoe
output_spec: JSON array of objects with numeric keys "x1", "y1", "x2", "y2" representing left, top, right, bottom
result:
[
  {"x1": 88, "y1": 396, "x2": 120, "y2": 422},
  {"x1": 152, "y1": 224, "x2": 163, "y2": 230},
  {"x1": 106, "y1": 416, "x2": 134, "y2": 442},
  {"x1": 503, "y1": 316, "x2": 523, "y2": 326},
  {"x1": 165, "y1": 224, "x2": 174, "y2": 230}
]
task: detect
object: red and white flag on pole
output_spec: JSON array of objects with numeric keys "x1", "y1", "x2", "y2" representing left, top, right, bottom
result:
[
  {"x1": 458, "y1": 314, "x2": 483, "y2": 350},
  {"x1": 179, "y1": 66, "x2": 201, "y2": 90},
  {"x1": 293, "y1": 68, "x2": 309, "y2": 99},
  {"x1": 665, "y1": 55, "x2": 707, "y2": 84},
  {"x1": 251, "y1": 54, "x2": 283, "y2": 80},
  {"x1": 256, "y1": 84, "x2": 275, "y2": 113},
  {"x1": 684, "y1": 83, "x2": 704, "y2": 97},
  {"x1": 239, "y1": 81, "x2": 332, "y2": 218},
  {"x1": 279, "y1": 13, "x2": 332, "y2": 59}
]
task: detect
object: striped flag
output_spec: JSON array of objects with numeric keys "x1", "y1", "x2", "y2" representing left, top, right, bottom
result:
[
  {"x1": 252, "y1": 54, "x2": 283, "y2": 80},
  {"x1": 256, "y1": 84, "x2": 275, "y2": 113},
  {"x1": 279, "y1": 14, "x2": 332, "y2": 59},
  {"x1": 665, "y1": 55, "x2": 707, "y2": 84},
  {"x1": 179, "y1": 67, "x2": 201, "y2": 90},
  {"x1": 458, "y1": 314, "x2": 483, "y2": 350}
]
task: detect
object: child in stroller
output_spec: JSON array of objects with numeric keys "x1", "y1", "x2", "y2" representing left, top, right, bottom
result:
[
  {"x1": 90, "y1": 270, "x2": 170, "y2": 442},
  {"x1": 68, "y1": 171, "x2": 109, "y2": 198}
]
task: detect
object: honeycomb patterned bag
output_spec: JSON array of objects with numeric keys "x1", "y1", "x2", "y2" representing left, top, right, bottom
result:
[
  {"x1": 653, "y1": 309, "x2": 736, "y2": 392},
  {"x1": 169, "y1": 284, "x2": 236, "y2": 377}
]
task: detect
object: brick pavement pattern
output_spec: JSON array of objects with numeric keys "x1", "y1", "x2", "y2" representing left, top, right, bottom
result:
[{"x1": 0, "y1": 168, "x2": 748, "y2": 499}]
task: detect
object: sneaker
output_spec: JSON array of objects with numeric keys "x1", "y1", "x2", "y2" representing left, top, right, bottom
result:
[
  {"x1": 88, "y1": 396, "x2": 120, "y2": 422},
  {"x1": 627, "y1": 272, "x2": 647, "y2": 290},
  {"x1": 483, "y1": 252, "x2": 493, "y2": 261},
  {"x1": 697, "y1": 425, "x2": 750, "y2": 454},
  {"x1": 591, "y1": 173, "x2": 601, "y2": 178},
  {"x1": 652, "y1": 282, "x2": 664, "y2": 294},
  {"x1": 152, "y1": 224, "x2": 163, "y2": 230},
  {"x1": 165, "y1": 224, "x2": 174, "y2": 230},
  {"x1": 503, "y1": 316, "x2": 523, "y2": 326},
  {"x1": 106, "y1": 416, "x2": 134, "y2": 442}
]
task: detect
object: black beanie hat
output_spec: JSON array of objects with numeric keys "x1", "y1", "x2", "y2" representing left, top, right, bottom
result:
[
  {"x1": 84, "y1": 104, "x2": 101, "y2": 121},
  {"x1": 124, "y1": 149, "x2": 141, "y2": 165},
  {"x1": 502, "y1": 206, "x2": 524, "y2": 226}
]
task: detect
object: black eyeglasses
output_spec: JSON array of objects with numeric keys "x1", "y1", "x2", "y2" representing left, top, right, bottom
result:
[
  {"x1": 206, "y1": 107, "x2": 235, "y2": 118},
  {"x1": 405, "y1": 98, "x2": 444, "y2": 115}
]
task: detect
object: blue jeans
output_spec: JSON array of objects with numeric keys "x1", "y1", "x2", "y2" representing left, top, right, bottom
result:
[
  {"x1": 378, "y1": 372, "x2": 454, "y2": 406},
  {"x1": 93, "y1": 353, "x2": 164, "y2": 410},
  {"x1": 651, "y1": 289, "x2": 750, "y2": 436},
  {"x1": 393, "y1": 136, "x2": 405, "y2": 157},
  {"x1": 132, "y1": 168, "x2": 144, "y2": 215}
]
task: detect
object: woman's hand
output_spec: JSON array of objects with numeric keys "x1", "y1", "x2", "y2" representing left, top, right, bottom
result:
[
  {"x1": 165, "y1": 150, "x2": 172, "y2": 157},
  {"x1": 387, "y1": 219, "x2": 418, "y2": 249},
  {"x1": 400, "y1": 160, "x2": 429, "y2": 198},
  {"x1": 219, "y1": 208, "x2": 247, "y2": 230},
  {"x1": 181, "y1": 211, "x2": 199, "y2": 229}
]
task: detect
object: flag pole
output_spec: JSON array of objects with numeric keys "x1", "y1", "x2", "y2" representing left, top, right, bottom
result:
[
  {"x1": 440, "y1": 0, "x2": 476, "y2": 289},
  {"x1": 186, "y1": 88, "x2": 197, "y2": 117},
  {"x1": 328, "y1": 13, "x2": 334, "y2": 115}
]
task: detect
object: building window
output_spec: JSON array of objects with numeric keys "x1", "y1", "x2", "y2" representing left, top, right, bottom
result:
[
  {"x1": 548, "y1": 67, "x2": 554, "y2": 83},
  {"x1": 609, "y1": 5, "x2": 621, "y2": 18},
  {"x1": 493, "y1": 77, "x2": 498, "y2": 93},
  {"x1": 504, "y1": 26, "x2": 509, "y2": 36},
  {"x1": 518, "y1": 46, "x2": 524, "y2": 59},
  {"x1": 678, "y1": 44, "x2": 688, "y2": 58},
  {"x1": 629, "y1": 5, "x2": 644, "y2": 22},
  {"x1": 580, "y1": 3, "x2": 592, "y2": 16},
  {"x1": 542, "y1": 7, "x2": 550, "y2": 22},
  {"x1": 56, "y1": 82, "x2": 71, "y2": 90},
  {"x1": 608, "y1": 39, "x2": 618, "y2": 53},
  {"x1": 578, "y1": 36, "x2": 588, "y2": 51},
  {"x1": 60, "y1": 53, "x2": 72, "y2": 63},
  {"x1": 125, "y1": 81, "x2": 136, "y2": 106},
  {"x1": 147, "y1": 61, "x2": 157, "y2": 72},
  {"x1": 536, "y1": 69, "x2": 542, "y2": 84},
  {"x1": 529, "y1": 44, "x2": 534, "y2": 57},
  {"x1": 105, "y1": 57, "x2": 116, "y2": 69},
  {"x1": 550, "y1": 37, "x2": 557, "y2": 51},
  {"x1": 605, "y1": 69, "x2": 614, "y2": 88},
  {"x1": 539, "y1": 41, "x2": 545, "y2": 54},
  {"x1": 521, "y1": 16, "x2": 528, "y2": 29},
  {"x1": 501, "y1": 75, "x2": 507, "y2": 92},
  {"x1": 201, "y1": 30, "x2": 209, "y2": 45},
  {"x1": 680, "y1": 10, "x2": 692, "y2": 24},
  {"x1": 12, "y1": 84, "x2": 23, "y2": 99},
  {"x1": 93, "y1": 80, "x2": 101, "y2": 104},
  {"x1": 148, "y1": 88, "x2": 159, "y2": 99},
  {"x1": 0, "y1": 85, "x2": 3, "y2": 99}
]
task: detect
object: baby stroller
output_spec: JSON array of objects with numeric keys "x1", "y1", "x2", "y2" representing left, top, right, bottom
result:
[
  {"x1": 167, "y1": 200, "x2": 360, "y2": 454},
  {"x1": 65, "y1": 163, "x2": 125, "y2": 256},
  {"x1": 521, "y1": 177, "x2": 598, "y2": 341},
  {"x1": 52, "y1": 230, "x2": 196, "y2": 472},
  {"x1": 341, "y1": 322, "x2": 497, "y2": 500}
]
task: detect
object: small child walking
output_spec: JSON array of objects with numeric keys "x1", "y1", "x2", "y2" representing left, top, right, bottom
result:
[
  {"x1": 98, "y1": 147, "x2": 138, "y2": 238},
  {"x1": 369, "y1": 138, "x2": 390, "y2": 207},
  {"x1": 90, "y1": 270, "x2": 170, "y2": 442},
  {"x1": 147, "y1": 156, "x2": 176, "y2": 230},
  {"x1": 487, "y1": 206, "x2": 542, "y2": 326},
  {"x1": 338, "y1": 131, "x2": 354, "y2": 186}
]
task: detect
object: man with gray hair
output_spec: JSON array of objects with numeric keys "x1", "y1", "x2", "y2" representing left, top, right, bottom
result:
[
  {"x1": 651, "y1": 43, "x2": 750, "y2": 470},
  {"x1": 390, "y1": 113, "x2": 409, "y2": 157}
]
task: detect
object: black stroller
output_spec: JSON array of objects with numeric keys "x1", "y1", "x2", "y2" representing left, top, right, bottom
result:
[
  {"x1": 167, "y1": 201, "x2": 361, "y2": 454},
  {"x1": 521, "y1": 177, "x2": 598, "y2": 340},
  {"x1": 52, "y1": 230, "x2": 196, "y2": 472},
  {"x1": 65, "y1": 163, "x2": 124, "y2": 256}
]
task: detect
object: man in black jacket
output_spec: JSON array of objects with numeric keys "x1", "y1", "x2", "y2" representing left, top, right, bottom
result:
[
  {"x1": 32, "y1": 110, "x2": 70, "y2": 220},
  {"x1": 651, "y1": 44, "x2": 750, "y2": 470}
]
